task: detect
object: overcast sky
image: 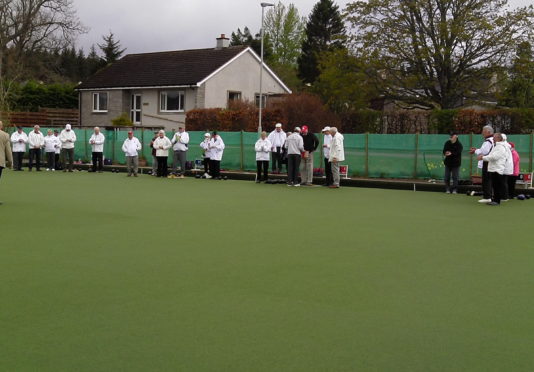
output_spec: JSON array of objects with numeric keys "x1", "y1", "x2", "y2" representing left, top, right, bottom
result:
[{"x1": 73, "y1": 0, "x2": 532, "y2": 55}]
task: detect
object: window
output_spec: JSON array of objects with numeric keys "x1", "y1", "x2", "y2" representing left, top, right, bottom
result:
[
  {"x1": 255, "y1": 94, "x2": 267, "y2": 109},
  {"x1": 228, "y1": 91, "x2": 242, "y2": 104},
  {"x1": 160, "y1": 91, "x2": 185, "y2": 112},
  {"x1": 130, "y1": 94, "x2": 142, "y2": 124},
  {"x1": 92, "y1": 92, "x2": 108, "y2": 112}
]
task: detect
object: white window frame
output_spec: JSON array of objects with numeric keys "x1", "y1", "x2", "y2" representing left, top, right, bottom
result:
[
  {"x1": 131, "y1": 94, "x2": 142, "y2": 124},
  {"x1": 255, "y1": 93, "x2": 267, "y2": 109},
  {"x1": 160, "y1": 90, "x2": 185, "y2": 112},
  {"x1": 92, "y1": 92, "x2": 108, "y2": 112}
]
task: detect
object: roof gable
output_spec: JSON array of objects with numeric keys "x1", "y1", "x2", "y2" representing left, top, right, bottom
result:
[{"x1": 77, "y1": 46, "x2": 248, "y2": 90}]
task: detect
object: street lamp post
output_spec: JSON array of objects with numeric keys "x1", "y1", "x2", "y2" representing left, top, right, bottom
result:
[{"x1": 259, "y1": 2, "x2": 274, "y2": 135}]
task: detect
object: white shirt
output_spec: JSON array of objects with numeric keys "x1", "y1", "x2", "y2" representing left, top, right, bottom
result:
[
  {"x1": 209, "y1": 136, "x2": 225, "y2": 161},
  {"x1": 44, "y1": 135, "x2": 61, "y2": 153},
  {"x1": 483, "y1": 141, "x2": 508, "y2": 174},
  {"x1": 11, "y1": 131, "x2": 28, "y2": 152},
  {"x1": 329, "y1": 133, "x2": 345, "y2": 162},
  {"x1": 122, "y1": 137, "x2": 142, "y2": 157},
  {"x1": 60, "y1": 129, "x2": 77, "y2": 149},
  {"x1": 172, "y1": 131, "x2": 190, "y2": 151},
  {"x1": 28, "y1": 131, "x2": 45, "y2": 149},
  {"x1": 322, "y1": 134, "x2": 332, "y2": 159},
  {"x1": 153, "y1": 136, "x2": 172, "y2": 157},
  {"x1": 255, "y1": 138, "x2": 272, "y2": 161},
  {"x1": 89, "y1": 133, "x2": 105, "y2": 152},
  {"x1": 54, "y1": 135, "x2": 61, "y2": 154},
  {"x1": 200, "y1": 139, "x2": 211, "y2": 158},
  {"x1": 267, "y1": 130, "x2": 287, "y2": 150},
  {"x1": 474, "y1": 137, "x2": 494, "y2": 169}
]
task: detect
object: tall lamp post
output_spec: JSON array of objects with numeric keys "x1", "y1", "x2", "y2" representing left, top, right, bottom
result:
[{"x1": 258, "y1": 2, "x2": 274, "y2": 134}]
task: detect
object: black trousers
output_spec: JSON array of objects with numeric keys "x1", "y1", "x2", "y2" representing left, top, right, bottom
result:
[
  {"x1": 203, "y1": 158, "x2": 210, "y2": 174},
  {"x1": 29, "y1": 149, "x2": 41, "y2": 170},
  {"x1": 256, "y1": 160, "x2": 269, "y2": 181},
  {"x1": 481, "y1": 161, "x2": 492, "y2": 199},
  {"x1": 507, "y1": 175, "x2": 518, "y2": 198},
  {"x1": 13, "y1": 152, "x2": 24, "y2": 170},
  {"x1": 156, "y1": 156, "x2": 168, "y2": 177},
  {"x1": 46, "y1": 152, "x2": 55, "y2": 169},
  {"x1": 324, "y1": 157, "x2": 333, "y2": 185},
  {"x1": 210, "y1": 160, "x2": 221, "y2": 178},
  {"x1": 272, "y1": 147, "x2": 283, "y2": 172},
  {"x1": 92, "y1": 152, "x2": 103, "y2": 172},
  {"x1": 0, "y1": 166, "x2": 3, "y2": 179},
  {"x1": 61, "y1": 148, "x2": 74, "y2": 171},
  {"x1": 287, "y1": 154, "x2": 301, "y2": 184},
  {"x1": 490, "y1": 172, "x2": 505, "y2": 204},
  {"x1": 55, "y1": 154, "x2": 62, "y2": 170}
]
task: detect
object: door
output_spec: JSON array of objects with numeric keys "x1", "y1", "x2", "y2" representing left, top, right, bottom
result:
[{"x1": 130, "y1": 94, "x2": 142, "y2": 124}]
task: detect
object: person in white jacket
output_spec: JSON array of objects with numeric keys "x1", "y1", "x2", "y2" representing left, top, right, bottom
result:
[
  {"x1": 60, "y1": 124, "x2": 77, "y2": 172},
  {"x1": 44, "y1": 129, "x2": 61, "y2": 171},
  {"x1": 479, "y1": 133, "x2": 508, "y2": 205},
  {"x1": 122, "y1": 131, "x2": 142, "y2": 177},
  {"x1": 10, "y1": 127, "x2": 28, "y2": 171},
  {"x1": 469, "y1": 125, "x2": 494, "y2": 203},
  {"x1": 267, "y1": 123, "x2": 287, "y2": 173},
  {"x1": 28, "y1": 125, "x2": 45, "y2": 171},
  {"x1": 170, "y1": 126, "x2": 189, "y2": 178},
  {"x1": 152, "y1": 130, "x2": 172, "y2": 177},
  {"x1": 321, "y1": 126, "x2": 333, "y2": 186},
  {"x1": 89, "y1": 127, "x2": 105, "y2": 173},
  {"x1": 200, "y1": 133, "x2": 212, "y2": 178},
  {"x1": 208, "y1": 131, "x2": 225, "y2": 179},
  {"x1": 329, "y1": 127, "x2": 345, "y2": 188},
  {"x1": 501, "y1": 134, "x2": 514, "y2": 201},
  {"x1": 53, "y1": 130, "x2": 62, "y2": 170},
  {"x1": 255, "y1": 131, "x2": 272, "y2": 183},
  {"x1": 284, "y1": 127, "x2": 304, "y2": 186}
]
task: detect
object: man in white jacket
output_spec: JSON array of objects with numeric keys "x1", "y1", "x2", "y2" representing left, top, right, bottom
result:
[
  {"x1": 267, "y1": 123, "x2": 287, "y2": 173},
  {"x1": 89, "y1": 127, "x2": 105, "y2": 173},
  {"x1": 208, "y1": 131, "x2": 225, "y2": 179},
  {"x1": 44, "y1": 129, "x2": 61, "y2": 171},
  {"x1": 28, "y1": 125, "x2": 45, "y2": 171},
  {"x1": 329, "y1": 127, "x2": 345, "y2": 189},
  {"x1": 255, "y1": 131, "x2": 272, "y2": 183},
  {"x1": 200, "y1": 133, "x2": 212, "y2": 178},
  {"x1": 479, "y1": 133, "x2": 508, "y2": 205},
  {"x1": 501, "y1": 134, "x2": 514, "y2": 201},
  {"x1": 322, "y1": 126, "x2": 333, "y2": 186},
  {"x1": 284, "y1": 127, "x2": 304, "y2": 186},
  {"x1": 170, "y1": 126, "x2": 189, "y2": 178},
  {"x1": 122, "y1": 131, "x2": 142, "y2": 177},
  {"x1": 470, "y1": 125, "x2": 494, "y2": 203},
  {"x1": 11, "y1": 127, "x2": 28, "y2": 171},
  {"x1": 60, "y1": 124, "x2": 77, "y2": 172},
  {"x1": 152, "y1": 130, "x2": 172, "y2": 177}
]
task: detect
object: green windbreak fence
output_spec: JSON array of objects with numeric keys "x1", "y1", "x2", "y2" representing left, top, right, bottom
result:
[{"x1": 7, "y1": 128, "x2": 534, "y2": 179}]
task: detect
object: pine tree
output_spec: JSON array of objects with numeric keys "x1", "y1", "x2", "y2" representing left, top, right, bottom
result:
[
  {"x1": 297, "y1": 0, "x2": 345, "y2": 84},
  {"x1": 98, "y1": 32, "x2": 126, "y2": 64}
]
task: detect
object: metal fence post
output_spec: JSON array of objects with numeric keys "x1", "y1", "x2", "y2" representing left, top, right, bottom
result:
[
  {"x1": 240, "y1": 130, "x2": 244, "y2": 171},
  {"x1": 365, "y1": 132, "x2": 369, "y2": 177}
]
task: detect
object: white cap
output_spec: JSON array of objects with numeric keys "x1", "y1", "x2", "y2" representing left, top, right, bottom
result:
[
  {"x1": 65, "y1": 124, "x2": 72, "y2": 130},
  {"x1": 275, "y1": 123, "x2": 282, "y2": 128},
  {"x1": 501, "y1": 133, "x2": 507, "y2": 141},
  {"x1": 294, "y1": 127, "x2": 301, "y2": 132},
  {"x1": 322, "y1": 126, "x2": 331, "y2": 132},
  {"x1": 204, "y1": 133, "x2": 211, "y2": 137}
]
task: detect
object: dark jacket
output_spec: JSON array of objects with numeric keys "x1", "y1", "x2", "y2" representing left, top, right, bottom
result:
[
  {"x1": 301, "y1": 133, "x2": 319, "y2": 152},
  {"x1": 443, "y1": 139, "x2": 463, "y2": 167}
]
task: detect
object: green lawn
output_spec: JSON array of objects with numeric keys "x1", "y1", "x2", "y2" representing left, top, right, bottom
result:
[{"x1": 1, "y1": 171, "x2": 533, "y2": 371}]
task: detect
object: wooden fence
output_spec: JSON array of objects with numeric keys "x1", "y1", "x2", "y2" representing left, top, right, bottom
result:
[{"x1": 0, "y1": 108, "x2": 79, "y2": 127}]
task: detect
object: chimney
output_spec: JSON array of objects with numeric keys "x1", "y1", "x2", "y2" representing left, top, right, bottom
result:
[{"x1": 216, "y1": 34, "x2": 230, "y2": 49}]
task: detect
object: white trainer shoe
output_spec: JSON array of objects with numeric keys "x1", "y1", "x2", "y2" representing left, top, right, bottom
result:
[{"x1": 478, "y1": 198, "x2": 492, "y2": 203}]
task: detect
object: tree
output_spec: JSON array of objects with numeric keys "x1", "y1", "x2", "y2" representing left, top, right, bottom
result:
[
  {"x1": 0, "y1": 0, "x2": 84, "y2": 110},
  {"x1": 314, "y1": 49, "x2": 377, "y2": 113},
  {"x1": 98, "y1": 32, "x2": 126, "y2": 64},
  {"x1": 500, "y1": 41, "x2": 534, "y2": 108},
  {"x1": 345, "y1": 0, "x2": 534, "y2": 109},
  {"x1": 230, "y1": 27, "x2": 273, "y2": 61},
  {"x1": 297, "y1": 0, "x2": 346, "y2": 84},
  {"x1": 264, "y1": 2, "x2": 306, "y2": 66}
]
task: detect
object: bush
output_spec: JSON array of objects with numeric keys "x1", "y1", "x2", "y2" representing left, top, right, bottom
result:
[
  {"x1": 111, "y1": 113, "x2": 133, "y2": 127},
  {"x1": 430, "y1": 109, "x2": 458, "y2": 133},
  {"x1": 340, "y1": 109, "x2": 382, "y2": 133}
]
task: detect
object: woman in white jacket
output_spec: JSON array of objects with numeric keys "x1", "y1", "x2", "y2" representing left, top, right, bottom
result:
[
  {"x1": 208, "y1": 131, "x2": 225, "y2": 179},
  {"x1": 44, "y1": 129, "x2": 61, "y2": 171},
  {"x1": 329, "y1": 127, "x2": 345, "y2": 188},
  {"x1": 200, "y1": 133, "x2": 212, "y2": 178},
  {"x1": 152, "y1": 130, "x2": 172, "y2": 177},
  {"x1": 479, "y1": 133, "x2": 508, "y2": 205},
  {"x1": 255, "y1": 131, "x2": 272, "y2": 183}
]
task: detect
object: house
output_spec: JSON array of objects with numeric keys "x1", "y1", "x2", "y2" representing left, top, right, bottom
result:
[{"x1": 77, "y1": 35, "x2": 291, "y2": 130}]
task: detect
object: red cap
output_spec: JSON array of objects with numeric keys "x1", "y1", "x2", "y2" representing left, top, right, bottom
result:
[{"x1": 302, "y1": 125, "x2": 309, "y2": 132}]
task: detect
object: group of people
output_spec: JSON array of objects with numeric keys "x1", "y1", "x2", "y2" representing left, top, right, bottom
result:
[{"x1": 442, "y1": 125, "x2": 521, "y2": 205}]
